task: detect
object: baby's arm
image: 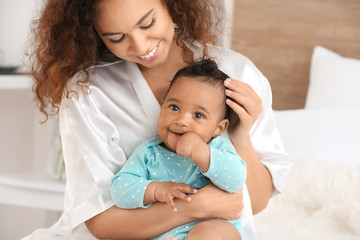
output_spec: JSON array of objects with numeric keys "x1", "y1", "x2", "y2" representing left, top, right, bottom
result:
[
  {"x1": 176, "y1": 133, "x2": 246, "y2": 193},
  {"x1": 111, "y1": 142, "x2": 198, "y2": 211},
  {"x1": 144, "y1": 181, "x2": 197, "y2": 211},
  {"x1": 112, "y1": 159, "x2": 196, "y2": 210},
  {"x1": 111, "y1": 143, "x2": 154, "y2": 209},
  {"x1": 203, "y1": 138, "x2": 246, "y2": 193}
]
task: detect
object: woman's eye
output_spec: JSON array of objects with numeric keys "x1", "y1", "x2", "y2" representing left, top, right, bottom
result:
[
  {"x1": 194, "y1": 112, "x2": 204, "y2": 119},
  {"x1": 109, "y1": 35, "x2": 126, "y2": 44},
  {"x1": 140, "y1": 17, "x2": 156, "y2": 30},
  {"x1": 169, "y1": 105, "x2": 179, "y2": 112},
  {"x1": 108, "y1": 17, "x2": 155, "y2": 44}
]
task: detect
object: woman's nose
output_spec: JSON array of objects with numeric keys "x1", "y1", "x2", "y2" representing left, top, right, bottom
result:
[{"x1": 129, "y1": 33, "x2": 149, "y2": 56}]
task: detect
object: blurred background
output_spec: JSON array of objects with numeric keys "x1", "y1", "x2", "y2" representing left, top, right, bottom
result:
[
  {"x1": 1, "y1": 1, "x2": 67, "y2": 239},
  {"x1": 1, "y1": 0, "x2": 359, "y2": 239}
]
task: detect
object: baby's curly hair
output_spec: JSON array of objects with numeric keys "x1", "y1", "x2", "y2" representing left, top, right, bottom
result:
[{"x1": 26, "y1": 0, "x2": 224, "y2": 120}]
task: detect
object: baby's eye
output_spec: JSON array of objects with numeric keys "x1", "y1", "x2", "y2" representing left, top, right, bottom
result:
[
  {"x1": 194, "y1": 112, "x2": 204, "y2": 119},
  {"x1": 169, "y1": 104, "x2": 179, "y2": 112}
]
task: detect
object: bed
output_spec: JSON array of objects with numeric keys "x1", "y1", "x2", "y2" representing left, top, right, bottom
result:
[{"x1": 229, "y1": 1, "x2": 360, "y2": 239}]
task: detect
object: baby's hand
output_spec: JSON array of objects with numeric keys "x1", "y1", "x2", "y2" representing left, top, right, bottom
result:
[
  {"x1": 176, "y1": 132, "x2": 203, "y2": 158},
  {"x1": 153, "y1": 181, "x2": 197, "y2": 212}
]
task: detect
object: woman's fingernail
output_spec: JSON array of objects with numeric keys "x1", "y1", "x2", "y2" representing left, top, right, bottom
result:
[
  {"x1": 225, "y1": 89, "x2": 232, "y2": 95},
  {"x1": 224, "y1": 78, "x2": 232, "y2": 86}
]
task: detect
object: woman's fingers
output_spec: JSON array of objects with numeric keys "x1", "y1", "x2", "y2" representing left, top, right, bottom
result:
[
  {"x1": 225, "y1": 98, "x2": 250, "y2": 122},
  {"x1": 224, "y1": 78, "x2": 260, "y2": 101},
  {"x1": 224, "y1": 78, "x2": 262, "y2": 123}
]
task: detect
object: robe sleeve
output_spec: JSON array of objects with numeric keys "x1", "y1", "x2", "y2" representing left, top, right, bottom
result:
[{"x1": 59, "y1": 84, "x2": 127, "y2": 231}]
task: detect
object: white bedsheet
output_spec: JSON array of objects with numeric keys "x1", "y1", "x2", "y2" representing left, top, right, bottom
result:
[
  {"x1": 254, "y1": 158, "x2": 360, "y2": 240},
  {"x1": 254, "y1": 107, "x2": 360, "y2": 239}
]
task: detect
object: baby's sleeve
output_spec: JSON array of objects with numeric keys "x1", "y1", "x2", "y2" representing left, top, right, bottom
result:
[
  {"x1": 203, "y1": 137, "x2": 246, "y2": 193},
  {"x1": 111, "y1": 143, "x2": 153, "y2": 209}
]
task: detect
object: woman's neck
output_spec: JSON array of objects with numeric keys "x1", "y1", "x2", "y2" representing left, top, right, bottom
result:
[
  {"x1": 138, "y1": 39, "x2": 192, "y2": 104},
  {"x1": 139, "y1": 38, "x2": 187, "y2": 75}
]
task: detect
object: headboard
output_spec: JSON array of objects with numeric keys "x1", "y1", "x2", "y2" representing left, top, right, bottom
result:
[{"x1": 230, "y1": 0, "x2": 360, "y2": 110}]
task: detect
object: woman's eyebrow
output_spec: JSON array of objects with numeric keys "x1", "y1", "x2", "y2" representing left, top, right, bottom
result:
[
  {"x1": 135, "y1": 8, "x2": 154, "y2": 26},
  {"x1": 101, "y1": 8, "x2": 154, "y2": 37}
]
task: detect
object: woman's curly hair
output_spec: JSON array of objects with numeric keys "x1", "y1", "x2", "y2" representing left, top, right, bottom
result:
[{"x1": 27, "y1": 0, "x2": 224, "y2": 120}]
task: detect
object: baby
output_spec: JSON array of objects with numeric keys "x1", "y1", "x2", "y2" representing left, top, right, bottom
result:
[{"x1": 111, "y1": 59, "x2": 246, "y2": 240}]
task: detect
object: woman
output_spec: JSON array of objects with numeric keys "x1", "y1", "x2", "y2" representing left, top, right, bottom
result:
[{"x1": 24, "y1": 0, "x2": 292, "y2": 239}]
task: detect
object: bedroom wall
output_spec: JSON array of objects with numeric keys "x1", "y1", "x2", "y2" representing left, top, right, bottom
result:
[
  {"x1": 0, "y1": 0, "x2": 38, "y2": 67},
  {"x1": 0, "y1": 1, "x2": 60, "y2": 240},
  {"x1": 230, "y1": 0, "x2": 360, "y2": 110}
]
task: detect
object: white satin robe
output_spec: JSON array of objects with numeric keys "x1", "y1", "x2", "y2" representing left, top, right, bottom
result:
[{"x1": 22, "y1": 45, "x2": 292, "y2": 240}]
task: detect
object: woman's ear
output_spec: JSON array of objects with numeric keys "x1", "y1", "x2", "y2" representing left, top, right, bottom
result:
[{"x1": 213, "y1": 119, "x2": 229, "y2": 137}]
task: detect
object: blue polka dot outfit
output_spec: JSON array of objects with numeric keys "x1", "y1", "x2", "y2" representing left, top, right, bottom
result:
[{"x1": 111, "y1": 136, "x2": 246, "y2": 239}]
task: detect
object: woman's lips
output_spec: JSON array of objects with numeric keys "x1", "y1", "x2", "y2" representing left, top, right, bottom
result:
[{"x1": 137, "y1": 42, "x2": 160, "y2": 62}]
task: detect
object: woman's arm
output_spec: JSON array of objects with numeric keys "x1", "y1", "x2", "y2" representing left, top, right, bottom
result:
[
  {"x1": 232, "y1": 135, "x2": 274, "y2": 214},
  {"x1": 86, "y1": 202, "x2": 194, "y2": 240},
  {"x1": 224, "y1": 78, "x2": 274, "y2": 214},
  {"x1": 85, "y1": 183, "x2": 243, "y2": 239}
]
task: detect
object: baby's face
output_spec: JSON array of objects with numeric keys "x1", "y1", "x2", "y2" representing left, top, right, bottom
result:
[{"x1": 157, "y1": 76, "x2": 227, "y2": 152}]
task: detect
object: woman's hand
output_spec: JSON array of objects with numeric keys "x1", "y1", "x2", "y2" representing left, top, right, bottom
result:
[
  {"x1": 186, "y1": 183, "x2": 244, "y2": 220},
  {"x1": 224, "y1": 78, "x2": 262, "y2": 145},
  {"x1": 224, "y1": 78, "x2": 274, "y2": 214}
]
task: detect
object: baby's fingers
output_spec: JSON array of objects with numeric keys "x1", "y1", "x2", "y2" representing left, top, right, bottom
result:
[
  {"x1": 165, "y1": 197, "x2": 178, "y2": 212},
  {"x1": 165, "y1": 191, "x2": 191, "y2": 211},
  {"x1": 172, "y1": 190, "x2": 193, "y2": 202},
  {"x1": 175, "y1": 182, "x2": 198, "y2": 194}
]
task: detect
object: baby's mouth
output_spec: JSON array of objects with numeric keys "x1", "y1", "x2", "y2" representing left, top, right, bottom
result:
[{"x1": 171, "y1": 130, "x2": 184, "y2": 137}]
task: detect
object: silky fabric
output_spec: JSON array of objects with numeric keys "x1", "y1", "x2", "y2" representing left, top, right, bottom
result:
[{"x1": 22, "y1": 45, "x2": 292, "y2": 240}]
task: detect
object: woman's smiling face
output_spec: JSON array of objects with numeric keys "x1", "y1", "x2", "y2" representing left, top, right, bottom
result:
[{"x1": 93, "y1": 0, "x2": 175, "y2": 68}]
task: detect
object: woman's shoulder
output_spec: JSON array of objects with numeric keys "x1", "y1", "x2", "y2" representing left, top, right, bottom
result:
[{"x1": 65, "y1": 59, "x2": 128, "y2": 95}]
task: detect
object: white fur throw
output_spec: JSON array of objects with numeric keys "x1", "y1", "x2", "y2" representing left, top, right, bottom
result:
[{"x1": 254, "y1": 158, "x2": 360, "y2": 240}]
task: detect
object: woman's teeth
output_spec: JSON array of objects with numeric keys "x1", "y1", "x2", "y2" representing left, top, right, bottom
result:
[{"x1": 139, "y1": 45, "x2": 158, "y2": 59}]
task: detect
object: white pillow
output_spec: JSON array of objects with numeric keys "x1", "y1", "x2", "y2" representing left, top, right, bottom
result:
[
  {"x1": 274, "y1": 108, "x2": 360, "y2": 166},
  {"x1": 305, "y1": 46, "x2": 360, "y2": 109}
]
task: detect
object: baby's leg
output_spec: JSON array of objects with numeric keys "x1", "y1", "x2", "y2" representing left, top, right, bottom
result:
[{"x1": 185, "y1": 219, "x2": 241, "y2": 240}]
